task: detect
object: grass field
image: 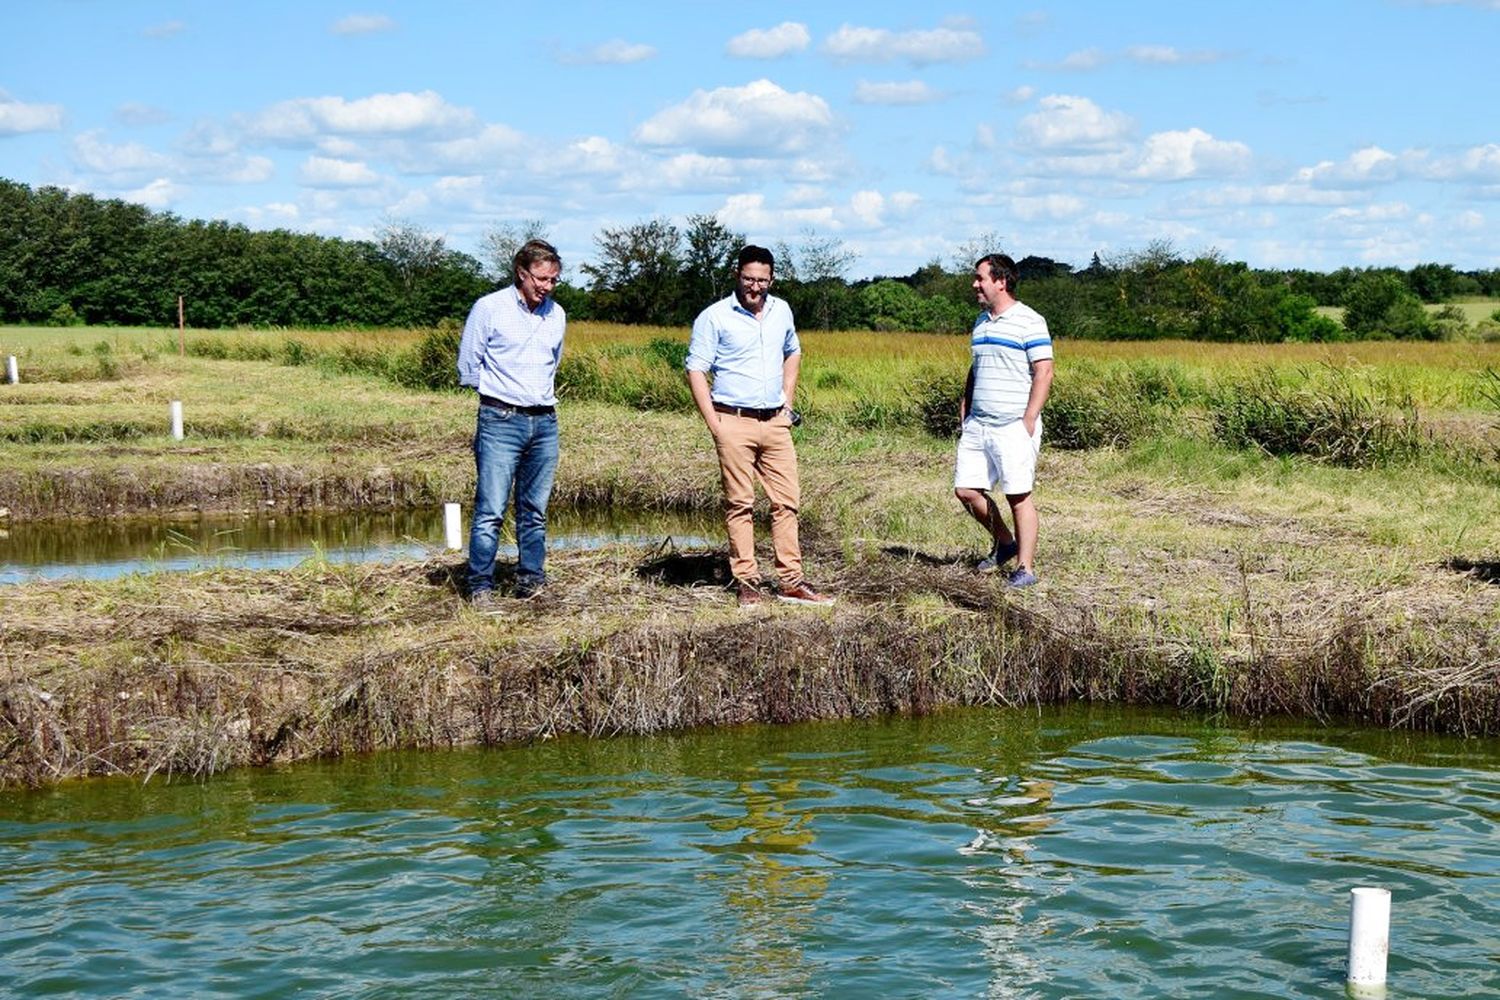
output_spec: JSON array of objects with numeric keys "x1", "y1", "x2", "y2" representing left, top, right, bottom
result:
[
  {"x1": 2, "y1": 323, "x2": 1497, "y2": 782},
  {"x1": 1315, "y1": 297, "x2": 1500, "y2": 328}
]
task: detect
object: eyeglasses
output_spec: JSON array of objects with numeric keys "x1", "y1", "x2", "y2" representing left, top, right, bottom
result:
[
  {"x1": 522, "y1": 269, "x2": 560, "y2": 287},
  {"x1": 740, "y1": 276, "x2": 772, "y2": 288}
]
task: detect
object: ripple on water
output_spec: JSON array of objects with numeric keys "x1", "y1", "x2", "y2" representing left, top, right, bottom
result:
[{"x1": 1, "y1": 707, "x2": 1497, "y2": 999}]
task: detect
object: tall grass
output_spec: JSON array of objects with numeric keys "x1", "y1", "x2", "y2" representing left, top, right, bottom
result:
[{"x1": 4, "y1": 323, "x2": 1496, "y2": 467}]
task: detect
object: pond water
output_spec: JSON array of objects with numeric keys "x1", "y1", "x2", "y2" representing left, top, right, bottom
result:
[
  {"x1": 2, "y1": 706, "x2": 1496, "y2": 998},
  {"x1": 0, "y1": 507, "x2": 718, "y2": 584}
]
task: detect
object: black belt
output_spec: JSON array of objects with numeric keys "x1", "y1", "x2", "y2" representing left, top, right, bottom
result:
[
  {"x1": 480, "y1": 394, "x2": 554, "y2": 416},
  {"x1": 714, "y1": 402, "x2": 782, "y2": 420}
]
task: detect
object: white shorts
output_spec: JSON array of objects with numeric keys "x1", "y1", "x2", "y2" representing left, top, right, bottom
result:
[{"x1": 953, "y1": 417, "x2": 1042, "y2": 495}]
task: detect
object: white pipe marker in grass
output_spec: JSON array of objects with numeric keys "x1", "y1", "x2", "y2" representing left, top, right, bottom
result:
[
  {"x1": 1347, "y1": 886, "x2": 1391, "y2": 994},
  {"x1": 444, "y1": 502, "x2": 463, "y2": 550},
  {"x1": 6, "y1": 356, "x2": 17, "y2": 384},
  {"x1": 170, "y1": 400, "x2": 184, "y2": 441}
]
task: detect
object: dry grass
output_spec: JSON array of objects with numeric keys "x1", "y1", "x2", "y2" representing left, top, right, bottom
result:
[{"x1": 4, "y1": 535, "x2": 1495, "y2": 788}]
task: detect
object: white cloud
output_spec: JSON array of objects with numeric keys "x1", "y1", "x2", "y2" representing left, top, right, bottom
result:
[
  {"x1": 427, "y1": 123, "x2": 529, "y2": 169},
  {"x1": 0, "y1": 91, "x2": 65, "y2": 134},
  {"x1": 1011, "y1": 194, "x2": 1087, "y2": 221},
  {"x1": 1057, "y1": 48, "x2": 1108, "y2": 70},
  {"x1": 248, "y1": 90, "x2": 476, "y2": 141},
  {"x1": 1134, "y1": 128, "x2": 1251, "y2": 180},
  {"x1": 1296, "y1": 146, "x2": 1406, "y2": 187},
  {"x1": 239, "y1": 202, "x2": 301, "y2": 226},
  {"x1": 634, "y1": 79, "x2": 835, "y2": 156},
  {"x1": 123, "y1": 178, "x2": 182, "y2": 208},
  {"x1": 1004, "y1": 85, "x2": 1036, "y2": 105},
  {"x1": 726, "y1": 22, "x2": 810, "y2": 58},
  {"x1": 299, "y1": 155, "x2": 381, "y2": 187},
  {"x1": 332, "y1": 14, "x2": 396, "y2": 36},
  {"x1": 143, "y1": 20, "x2": 186, "y2": 39},
  {"x1": 115, "y1": 102, "x2": 169, "y2": 127},
  {"x1": 560, "y1": 39, "x2": 657, "y2": 65},
  {"x1": 715, "y1": 192, "x2": 838, "y2": 235},
  {"x1": 823, "y1": 22, "x2": 984, "y2": 65},
  {"x1": 631, "y1": 153, "x2": 744, "y2": 192},
  {"x1": 1017, "y1": 95, "x2": 1133, "y2": 150},
  {"x1": 72, "y1": 130, "x2": 172, "y2": 174},
  {"x1": 853, "y1": 80, "x2": 943, "y2": 105},
  {"x1": 850, "y1": 190, "x2": 885, "y2": 226},
  {"x1": 1125, "y1": 45, "x2": 1231, "y2": 65},
  {"x1": 890, "y1": 191, "x2": 921, "y2": 213}
]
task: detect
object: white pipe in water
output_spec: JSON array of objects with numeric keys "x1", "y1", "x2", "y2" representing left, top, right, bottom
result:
[
  {"x1": 444, "y1": 502, "x2": 463, "y2": 551},
  {"x1": 1347, "y1": 886, "x2": 1391, "y2": 994},
  {"x1": 6, "y1": 355, "x2": 17, "y2": 384},
  {"x1": 170, "y1": 400, "x2": 184, "y2": 441}
]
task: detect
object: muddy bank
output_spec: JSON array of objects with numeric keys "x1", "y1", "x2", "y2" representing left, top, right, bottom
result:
[
  {"x1": 0, "y1": 458, "x2": 721, "y2": 521},
  {"x1": 3, "y1": 547, "x2": 1496, "y2": 788}
]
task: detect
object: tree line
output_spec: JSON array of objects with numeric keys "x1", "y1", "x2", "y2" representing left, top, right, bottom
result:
[{"x1": 4, "y1": 178, "x2": 1497, "y2": 341}]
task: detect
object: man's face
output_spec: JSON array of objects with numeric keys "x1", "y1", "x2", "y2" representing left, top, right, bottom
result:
[
  {"x1": 973, "y1": 261, "x2": 1006, "y2": 310},
  {"x1": 736, "y1": 262, "x2": 773, "y2": 311},
  {"x1": 517, "y1": 260, "x2": 561, "y2": 309}
]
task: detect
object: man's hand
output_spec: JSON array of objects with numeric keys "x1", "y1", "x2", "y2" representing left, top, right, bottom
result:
[{"x1": 1022, "y1": 413, "x2": 1037, "y2": 436}]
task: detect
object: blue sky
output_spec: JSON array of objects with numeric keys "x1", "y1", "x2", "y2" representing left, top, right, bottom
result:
[{"x1": 3, "y1": 1, "x2": 1498, "y2": 279}]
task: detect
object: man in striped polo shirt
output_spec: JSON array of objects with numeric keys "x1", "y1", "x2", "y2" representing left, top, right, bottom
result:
[
  {"x1": 457, "y1": 239, "x2": 566, "y2": 606},
  {"x1": 953, "y1": 253, "x2": 1055, "y2": 588}
]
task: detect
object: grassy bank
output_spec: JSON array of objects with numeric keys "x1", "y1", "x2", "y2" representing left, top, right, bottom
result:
[{"x1": 2, "y1": 325, "x2": 1498, "y2": 785}]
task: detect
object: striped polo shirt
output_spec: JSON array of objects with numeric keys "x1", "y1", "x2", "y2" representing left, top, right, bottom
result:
[{"x1": 967, "y1": 301, "x2": 1052, "y2": 426}]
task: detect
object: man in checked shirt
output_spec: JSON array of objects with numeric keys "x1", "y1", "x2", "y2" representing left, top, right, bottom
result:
[{"x1": 457, "y1": 239, "x2": 566, "y2": 606}]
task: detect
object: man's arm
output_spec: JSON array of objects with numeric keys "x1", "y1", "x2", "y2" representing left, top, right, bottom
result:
[
  {"x1": 687, "y1": 370, "x2": 720, "y2": 434},
  {"x1": 959, "y1": 365, "x2": 975, "y2": 422},
  {"x1": 781, "y1": 351, "x2": 801, "y2": 414},
  {"x1": 456, "y1": 301, "x2": 484, "y2": 387},
  {"x1": 1022, "y1": 359, "x2": 1054, "y2": 435}
]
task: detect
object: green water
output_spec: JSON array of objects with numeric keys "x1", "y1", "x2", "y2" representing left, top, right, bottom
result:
[
  {"x1": 2, "y1": 707, "x2": 1496, "y2": 998},
  {"x1": 0, "y1": 506, "x2": 717, "y2": 584}
]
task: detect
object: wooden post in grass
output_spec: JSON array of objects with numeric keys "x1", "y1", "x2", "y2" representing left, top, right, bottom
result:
[{"x1": 177, "y1": 296, "x2": 185, "y2": 357}]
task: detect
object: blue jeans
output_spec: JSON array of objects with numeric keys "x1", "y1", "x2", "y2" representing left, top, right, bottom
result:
[{"x1": 467, "y1": 405, "x2": 559, "y2": 594}]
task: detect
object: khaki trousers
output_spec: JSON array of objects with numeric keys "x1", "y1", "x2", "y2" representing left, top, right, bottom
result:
[{"x1": 713, "y1": 411, "x2": 802, "y2": 585}]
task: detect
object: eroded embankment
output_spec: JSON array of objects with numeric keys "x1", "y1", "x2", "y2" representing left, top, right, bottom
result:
[
  {"x1": 3, "y1": 547, "x2": 1496, "y2": 788},
  {"x1": 0, "y1": 457, "x2": 720, "y2": 520}
]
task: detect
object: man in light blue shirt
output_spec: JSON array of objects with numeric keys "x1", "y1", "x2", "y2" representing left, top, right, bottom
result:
[
  {"x1": 457, "y1": 239, "x2": 565, "y2": 605},
  {"x1": 686, "y1": 245, "x2": 832, "y2": 608}
]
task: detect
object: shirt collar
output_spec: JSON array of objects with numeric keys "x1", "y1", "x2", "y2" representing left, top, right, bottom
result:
[{"x1": 512, "y1": 285, "x2": 551, "y2": 316}]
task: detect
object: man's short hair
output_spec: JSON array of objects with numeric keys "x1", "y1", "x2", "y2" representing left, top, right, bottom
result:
[
  {"x1": 513, "y1": 239, "x2": 562, "y2": 277},
  {"x1": 737, "y1": 244, "x2": 775, "y2": 273},
  {"x1": 975, "y1": 253, "x2": 1019, "y2": 292}
]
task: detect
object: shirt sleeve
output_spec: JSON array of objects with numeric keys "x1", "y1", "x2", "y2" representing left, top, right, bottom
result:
[
  {"x1": 456, "y1": 298, "x2": 485, "y2": 387},
  {"x1": 685, "y1": 307, "x2": 716, "y2": 373},
  {"x1": 1024, "y1": 316, "x2": 1053, "y2": 364},
  {"x1": 782, "y1": 302, "x2": 801, "y2": 357}
]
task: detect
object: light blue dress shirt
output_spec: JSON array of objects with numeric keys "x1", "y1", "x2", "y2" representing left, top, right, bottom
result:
[
  {"x1": 456, "y1": 286, "x2": 566, "y2": 406},
  {"x1": 685, "y1": 293, "x2": 800, "y2": 408}
]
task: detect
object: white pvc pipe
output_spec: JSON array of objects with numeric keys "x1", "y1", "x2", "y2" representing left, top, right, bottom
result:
[
  {"x1": 170, "y1": 400, "x2": 184, "y2": 441},
  {"x1": 1347, "y1": 886, "x2": 1391, "y2": 992},
  {"x1": 5, "y1": 355, "x2": 17, "y2": 384},
  {"x1": 444, "y1": 502, "x2": 463, "y2": 550}
]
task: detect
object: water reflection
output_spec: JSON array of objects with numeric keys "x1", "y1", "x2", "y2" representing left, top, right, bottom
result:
[
  {"x1": 1, "y1": 707, "x2": 1496, "y2": 999},
  {"x1": 0, "y1": 507, "x2": 718, "y2": 583}
]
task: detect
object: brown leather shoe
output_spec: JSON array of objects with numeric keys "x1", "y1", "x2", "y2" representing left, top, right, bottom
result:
[
  {"x1": 737, "y1": 579, "x2": 764, "y2": 607},
  {"x1": 776, "y1": 580, "x2": 834, "y2": 606}
]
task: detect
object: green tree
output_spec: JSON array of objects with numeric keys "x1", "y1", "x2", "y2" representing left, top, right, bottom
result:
[{"x1": 582, "y1": 218, "x2": 684, "y2": 324}]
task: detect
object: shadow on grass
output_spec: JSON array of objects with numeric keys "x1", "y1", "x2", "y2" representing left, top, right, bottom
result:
[
  {"x1": 635, "y1": 542, "x2": 731, "y2": 588},
  {"x1": 879, "y1": 544, "x2": 969, "y2": 568},
  {"x1": 1446, "y1": 557, "x2": 1500, "y2": 585}
]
